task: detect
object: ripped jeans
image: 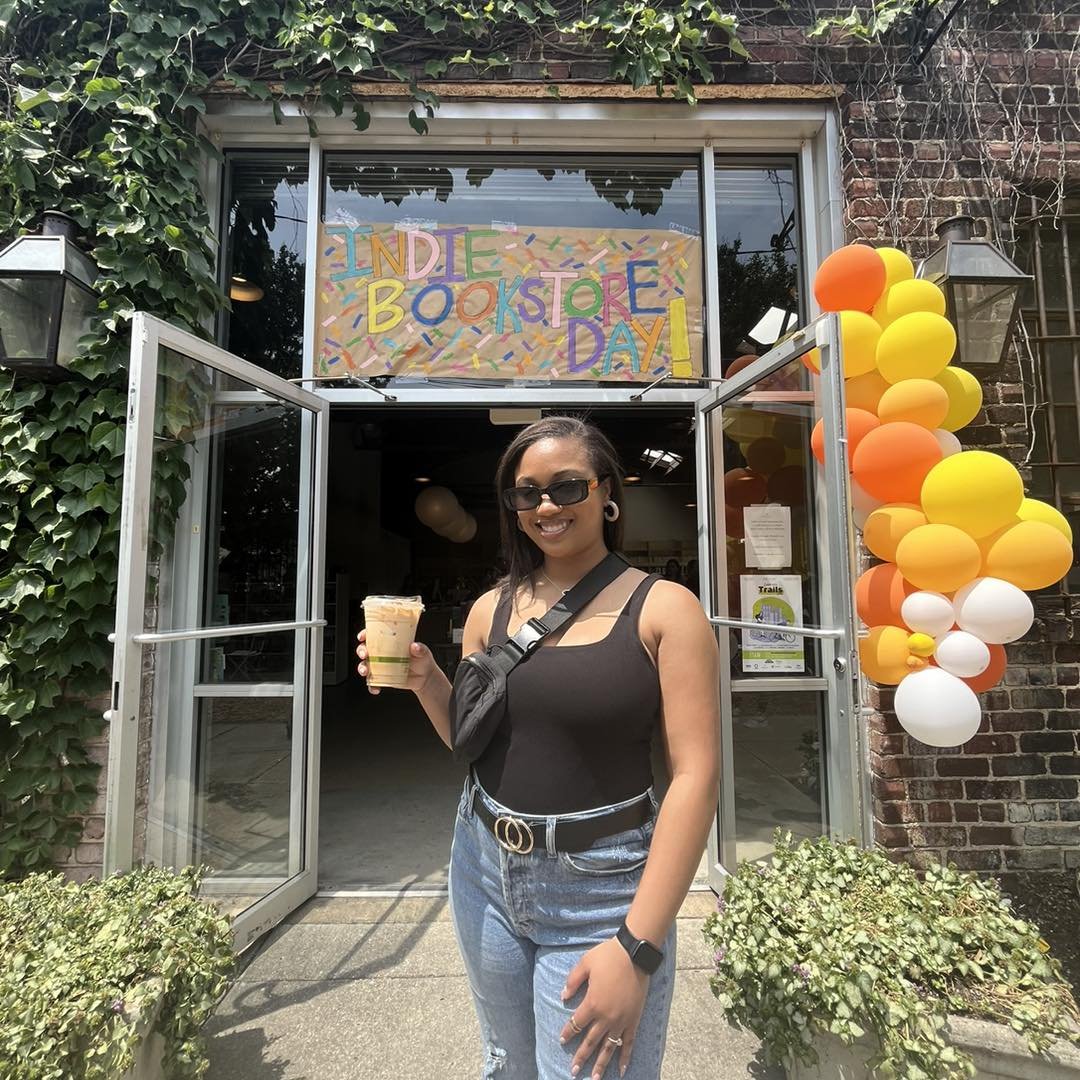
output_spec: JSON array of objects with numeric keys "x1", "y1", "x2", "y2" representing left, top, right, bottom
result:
[{"x1": 448, "y1": 769, "x2": 677, "y2": 1079}]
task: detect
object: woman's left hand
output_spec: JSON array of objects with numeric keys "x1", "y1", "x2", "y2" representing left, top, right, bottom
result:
[{"x1": 559, "y1": 936, "x2": 649, "y2": 1078}]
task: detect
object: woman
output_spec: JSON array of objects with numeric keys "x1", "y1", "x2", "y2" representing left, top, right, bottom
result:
[{"x1": 356, "y1": 416, "x2": 720, "y2": 1080}]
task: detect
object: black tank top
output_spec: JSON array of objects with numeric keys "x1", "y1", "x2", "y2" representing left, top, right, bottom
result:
[{"x1": 472, "y1": 573, "x2": 663, "y2": 815}]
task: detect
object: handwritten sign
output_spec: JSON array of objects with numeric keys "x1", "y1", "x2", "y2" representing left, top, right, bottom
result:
[{"x1": 314, "y1": 222, "x2": 703, "y2": 381}]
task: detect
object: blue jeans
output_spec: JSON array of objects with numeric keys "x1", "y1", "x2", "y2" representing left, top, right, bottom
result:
[{"x1": 448, "y1": 769, "x2": 677, "y2": 1079}]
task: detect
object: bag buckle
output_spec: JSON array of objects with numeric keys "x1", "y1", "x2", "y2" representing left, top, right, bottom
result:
[
  {"x1": 507, "y1": 617, "x2": 548, "y2": 659},
  {"x1": 494, "y1": 814, "x2": 535, "y2": 854}
]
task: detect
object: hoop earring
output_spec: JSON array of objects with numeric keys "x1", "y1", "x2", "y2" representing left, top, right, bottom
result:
[{"x1": 604, "y1": 501, "x2": 620, "y2": 522}]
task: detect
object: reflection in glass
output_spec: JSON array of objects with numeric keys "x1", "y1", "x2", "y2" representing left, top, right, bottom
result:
[
  {"x1": 223, "y1": 155, "x2": 308, "y2": 378},
  {"x1": 714, "y1": 164, "x2": 802, "y2": 375},
  {"x1": 707, "y1": 354, "x2": 826, "y2": 676},
  {"x1": 142, "y1": 350, "x2": 304, "y2": 635},
  {"x1": 133, "y1": 633, "x2": 303, "y2": 914},
  {"x1": 732, "y1": 690, "x2": 826, "y2": 863}
]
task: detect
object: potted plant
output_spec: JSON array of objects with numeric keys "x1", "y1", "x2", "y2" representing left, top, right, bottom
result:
[
  {"x1": 0, "y1": 865, "x2": 234, "y2": 1080},
  {"x1": 703, "y1": 832, "x2": 1080, "y2": 1079}
]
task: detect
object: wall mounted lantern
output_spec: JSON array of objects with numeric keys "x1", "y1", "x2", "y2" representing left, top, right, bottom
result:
[
  {"x1": 917, "y1": 215, "x2": 1032, "y2": 366},
  {"x1": 0, "y1": 211, "x2": 98, "y2": 380}
]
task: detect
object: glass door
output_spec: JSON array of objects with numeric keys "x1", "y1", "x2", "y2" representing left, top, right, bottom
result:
[
  {"x1": 104, "y1": 313, "x2": 328, "y2": 950},
  {"x1": 695, "y1": 314, "x2": 863, "y2": 889}
]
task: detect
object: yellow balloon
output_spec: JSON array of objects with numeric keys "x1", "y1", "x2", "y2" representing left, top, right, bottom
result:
[
  {"x1": 838, "y1": 310, "x2": 882, "y2": 378},
  {"x1": 875, "y1": 247, "x2": 916, "y2": 289},
  {"x1": 859, "y1": 625, "x2": 914, "y2": 685},
  {"x1": 863, "y1": 503, "x2": 928, "y2": 562},
  {"x1": 933, "y1": 367, "x2": 983, "y2": 432},
  {"x1": 896, "y1": 523, "x2": 983, "y2": 592},
  {"x1": 907, "y1": 632, "x2": 937, "y2": 657},
  {"x1": 876, "y1": 312, "x2": 957, "y2": 384},
  {"x1": 876, "y1": 378, "x2": 950, "y2": 429},
  {"x1": 872, "y1": 279, "x2": 947, "y2": 328},
  {"x1": 1016, "y1": 497, "x2": 1073, "y2": 543},
  {"x1": 845, "y1": 368, "x2": 891, "y2": 413},
  {"x1": 920, "y1": 451, "x2": 1025, "y2": 539},
  {"x1": 982, "y1": 520, "x2": 1074, "y2": 591}
]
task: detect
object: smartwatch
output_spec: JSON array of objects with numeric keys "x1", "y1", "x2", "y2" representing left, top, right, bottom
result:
[{"x1": 616, "y1": 919, "x2": 664, "y2": 975}]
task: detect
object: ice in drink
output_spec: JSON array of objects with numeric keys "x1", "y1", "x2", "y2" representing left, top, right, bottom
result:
[{"x1": 362, "y1": 595, "x2": 424, "y2": 688}]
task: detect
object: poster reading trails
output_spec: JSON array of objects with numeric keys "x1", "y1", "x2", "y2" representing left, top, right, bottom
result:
[
  {"x1": 739, "y1": 574, "x2": 805, "y2": 673},
  {"x1": 314, "y1": 221, "x2": 704, "y2": 381}
]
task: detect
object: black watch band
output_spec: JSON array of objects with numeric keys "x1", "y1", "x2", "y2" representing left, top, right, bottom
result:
[{"x1": 616, "y1": 919, "x2": 664, "y2": 975}]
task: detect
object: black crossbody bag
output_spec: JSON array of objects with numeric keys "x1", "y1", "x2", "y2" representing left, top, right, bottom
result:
[{"x1": 448, "y1": 552, "x2": 629, "y2": 765}]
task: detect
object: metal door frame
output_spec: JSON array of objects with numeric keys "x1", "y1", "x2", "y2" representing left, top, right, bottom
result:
[
  {"x1": 694, "y1": 313, "x2": 864, "y2": 887},
  {"x1": 104, "y1": 312, "x2": 329, "y2": 949}
]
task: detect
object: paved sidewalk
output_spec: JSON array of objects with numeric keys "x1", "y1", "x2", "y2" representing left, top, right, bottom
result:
[{"x1": 205, "y1": 892, "x2": 781, "y2": 1080}]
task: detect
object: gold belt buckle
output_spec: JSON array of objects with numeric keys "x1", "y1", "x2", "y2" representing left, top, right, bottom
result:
[{"x1": 493, "y1": 814, "x2": 535, "y2": 855}]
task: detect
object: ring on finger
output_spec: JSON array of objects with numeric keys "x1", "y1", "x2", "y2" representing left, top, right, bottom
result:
[
  {"x1": 605, "y1": 1034, "x2": 623, "y2": 1046},
  {"x1": 568, "y1": 1016, "x2": 582, "y2": 1035}
]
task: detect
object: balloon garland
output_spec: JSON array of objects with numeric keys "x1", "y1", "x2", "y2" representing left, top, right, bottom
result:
[{"x1": 810, "y1": 244, "x2": 1074, "y2": 748}]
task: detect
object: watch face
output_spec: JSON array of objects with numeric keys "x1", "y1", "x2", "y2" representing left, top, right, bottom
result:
[{"x1": 636, "y1": 941, "x2": 663, "y2": 973}]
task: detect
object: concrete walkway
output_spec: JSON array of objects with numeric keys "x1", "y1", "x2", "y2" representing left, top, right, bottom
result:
[{"x1": 205, "y1": 892, "x2": 782, "y2": 1080}]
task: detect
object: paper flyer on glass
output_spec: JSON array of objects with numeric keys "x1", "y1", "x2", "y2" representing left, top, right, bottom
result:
[{"x1": 739, "y1": 574, "x2": 805, "y2": 673}]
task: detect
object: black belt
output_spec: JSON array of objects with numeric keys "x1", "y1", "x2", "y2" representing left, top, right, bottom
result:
[{"x1": 470, "y1": 787, "x2": 652, "y2": 854}]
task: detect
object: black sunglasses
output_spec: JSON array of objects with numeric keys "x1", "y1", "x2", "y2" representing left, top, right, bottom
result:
[{"x1": 502, "y1": 476, "x2": 607, "y2": 512}]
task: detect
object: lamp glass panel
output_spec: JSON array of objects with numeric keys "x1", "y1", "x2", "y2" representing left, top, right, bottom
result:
[
  {"x1": 946, "y1": 241, "x2": 1026, "y2": 280},
  {"x1": 951, "y1": 280, "x2": 1017, "y2": 364},
  {"x1": 55, "y1": 280, "x2": 97, "y2": 368},
  {"x1": 0, "y1": 276, "x2": 62, "y2": 362}
]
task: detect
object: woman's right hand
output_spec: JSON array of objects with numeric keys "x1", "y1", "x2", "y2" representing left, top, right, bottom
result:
[{"x1": 355, "y1": 629, "x2": 438, "y2": 696}]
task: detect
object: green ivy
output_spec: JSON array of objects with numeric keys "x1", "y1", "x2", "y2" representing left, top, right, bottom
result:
[
  {"x1": 704, "y1": 832, "x2": 1080, "y2": 1079},
  {"x1": 0, "y1": 865, "x2": 235, "y2": 1079}
]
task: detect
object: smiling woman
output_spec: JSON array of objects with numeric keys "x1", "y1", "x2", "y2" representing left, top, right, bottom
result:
[{"x1": 355, "y1": 413, "x2": 720, "y2": 1080}]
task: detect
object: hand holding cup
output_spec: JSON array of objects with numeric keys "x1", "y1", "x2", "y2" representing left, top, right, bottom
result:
[{"x1": 355, "y1": 629, "x2": 436, "y2": 695}]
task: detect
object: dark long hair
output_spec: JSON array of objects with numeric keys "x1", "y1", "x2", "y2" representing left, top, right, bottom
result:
[{"x1": 493, "y1": 415, "x2": 625, "y2": 600}]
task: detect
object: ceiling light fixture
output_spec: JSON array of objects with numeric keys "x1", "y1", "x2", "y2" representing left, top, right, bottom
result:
[
  {"x1": 640, "y1": 448, "x2": 683, "y2": 474},
  {"x1": 229, "y1": 275, "x2": 264, "y2": 302}
]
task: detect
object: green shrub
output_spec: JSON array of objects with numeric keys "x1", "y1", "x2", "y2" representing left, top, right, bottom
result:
[
  {"x1": 0, "y1": 865, "x2": 235, "y2": 1079},
  {"x1": 703, "y1": 832, "x2": 1080, "y2": 1079}
]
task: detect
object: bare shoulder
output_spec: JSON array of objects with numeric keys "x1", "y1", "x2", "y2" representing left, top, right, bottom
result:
[
  {"x1": 640, "y1": 579, "x2": 712, "y2": 647},
  {"x1": 463, "y1": 586, "x2": 502, "y2": 651}
]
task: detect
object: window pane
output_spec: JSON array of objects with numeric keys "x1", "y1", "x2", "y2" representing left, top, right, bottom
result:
[
  {"x1": 319, "y1": 153, "x2": 705, "y2": 384},
  {"x1": 714, "y1": 164, "x2": 801, "y2": 374},
  {"x1": 223, "y1": 155, "x2": 309, "y2": 378}
]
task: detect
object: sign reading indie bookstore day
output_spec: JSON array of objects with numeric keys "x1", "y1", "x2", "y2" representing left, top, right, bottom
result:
[{"x1": 315, "y1": 221, "x2": 704, "y2": 381}]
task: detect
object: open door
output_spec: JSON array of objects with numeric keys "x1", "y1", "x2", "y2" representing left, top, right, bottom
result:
[
  {"x1": 695, "y1": 315, "x2": 864, "y2": 889},
  {"x1": 105, "y1": 313, "x2": 328, "y2": 950}
]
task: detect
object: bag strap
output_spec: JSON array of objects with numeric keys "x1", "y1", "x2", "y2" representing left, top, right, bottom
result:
[{"x1": 496, "y1": 552, "x2": 630, "y2": 669}]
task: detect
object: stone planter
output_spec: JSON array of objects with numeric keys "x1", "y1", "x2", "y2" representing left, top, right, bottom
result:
[
  {"x1": 115, "y1": 992, "x2": 167, "y2": 1080},
  {"x1": 785, "y1": 1015, "x2": 1080, "y2": 1080}
]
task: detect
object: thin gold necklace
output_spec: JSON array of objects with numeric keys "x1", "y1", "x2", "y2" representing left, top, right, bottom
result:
[{"x1": 539, "y1": 569, "x2": 571, "y2": 595}]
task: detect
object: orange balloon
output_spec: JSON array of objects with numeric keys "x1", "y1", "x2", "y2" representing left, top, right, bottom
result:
[
  {"x1": 859, "y1": 625, "x2": 915, "y2": 685},
  {"x1": 960, "y1": 643, "x2": 1007, "y2": 692},
  {"x1": 724, "y1": 468, "x2": 767, "y2": 508},
  {"x1": 745, "y1": 437, "x2": 786, "y2": 475},
  {"x1": 855, "y1": 563, "x2": 915, "y2": 628},
  {"x1": 811, "y1": 408, "x2": 880, "y2": 467},
  {"x1": 863, "y1": 504, "x2": 928, "y2": 562},
  {"x1": 814, "y1": 245, "x2": 888, "y2": 314},
  {"x1": 851, "y1": 423, "x2": 943, "y2": 503},
  {"x1": 895, "y1": 523, "x2": 983, "y2": 592},
  {"x1": 845, "y1": 369, "x2": 891, "y2": 413},
  {"x1": 725, "y1": 353, "x2": 759, "y2": 378},
  {"x1": 767, "y1": 465, "x2": 806, "y2": 506},
  {"x1": 876, "y1": 378, "x2": 950, "y2": 429},
  {"x1": 981, "y1": 519, "x2": 1074, "y2": 590}
]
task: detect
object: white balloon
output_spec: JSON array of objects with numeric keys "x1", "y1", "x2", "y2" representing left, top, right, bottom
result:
[
  {"x1": 953, "y1": 577, "x2": 1035, "y2": 644},
  {"x1": 433, "y1": 505, "x2": 468, "y2": 536},
  {"x1": 415, "y1": 486, "x2": 461, "y2": 528},
  {"x1": 894, "y1": 668, "x2": 982, "y2": 747},
  {"x1": 853, "y1": 506, "x2": 871, "y2": 531},
  {"x1": 901, "y1": 591, "x2": 955, "y2": 637},
  {"x1": 931, "y1": 428, "x2": 962, "y2": 458},
  {"x1": 934, "y1": 630, "x2": 991, "y2": 678},
  {"x1": 850, "y1": 479, "x2": 882, "y2": 517},
  {"x1": 445, "y1": 513, "x2": 477, "y2": 543}
]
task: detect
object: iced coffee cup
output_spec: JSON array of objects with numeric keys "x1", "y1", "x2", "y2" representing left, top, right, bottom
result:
[{"x1": 362, "y1": 595, "x2": 424, "y2": 688}]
